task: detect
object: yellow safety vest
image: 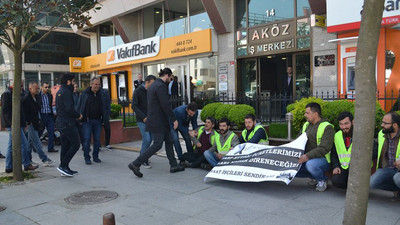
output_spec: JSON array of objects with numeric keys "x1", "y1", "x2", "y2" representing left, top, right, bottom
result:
[
  {"x1": 241, "y1": 125, "x2": 268, "y2": 143},
  {"x1": 216, "y1": 132, "x2": 236, "y2": 155},
  {"x1": 194, "y1": 126, "x2": 218, "y2": 150},
  {"x1": 334, "y1": 131, "x2": 352, "y2": 169},
  {"x1": 377, "y1": 130, "x2": 400, "y2": 169},
  {"x1": 302, "y1": 121, "x2": 333, "y2": 163}
]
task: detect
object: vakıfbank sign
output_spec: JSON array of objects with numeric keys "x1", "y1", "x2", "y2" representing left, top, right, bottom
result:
[{"x1": 106, "y1": 36, "x2": 160, "y2": 65}]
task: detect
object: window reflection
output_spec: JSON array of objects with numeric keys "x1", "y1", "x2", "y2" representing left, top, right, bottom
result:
[
  {"x1": 190, "y1": 56, "x2": 218, "y2": 100},
  {"x1": 296, "y1": 0, "x2": 311, "y2": 17},
  {"x1": 297, "y1": 18, "x2": 310, "y2": 36},
  {"x1": 236, "y1": 30, "x2": 247, "y2": 45},
  {"x1": 297, "y1": 36, "x2": 310, "y2": 49},
  {"x1": 248, "y1": 0, "x2": 294, "y2": 26},
  {"x1": 236, "y1": 0, "x2": 247, "y2": 29},
  {"x1": 164, "y1": 0, "x2": 188, "y2": 38}
]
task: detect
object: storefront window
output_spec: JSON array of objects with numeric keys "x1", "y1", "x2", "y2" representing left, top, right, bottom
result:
[
  {"x1": 41, "y1": 73, "x2": 51, "y2": 85},
  {"x1": 248, "y1": 0, "x2": 294, "y2": 27},
  {"x1": 237, "y1": 46, "x2": 248, "y2": 56},
  {"x1": 99, "y1": 22, "x2": 114, "y2": 53},
  {"x1": 53, "y1": 72, "x2": 64, "y2": 86},
  {"x1": 190, "y1": 0, "x2": 213, "y2": 32},
  {"x1": 164, "y1": 0, "x2": 188, "y2": 38},
  {"x1": 241, "y1": 59, "x2": 257, "y2": 97},
  {"x1": 190, "y1": 56, "x2": 217, "y2": 94},
  {"x1": 24, "y1": 71, "x2": 39, "y2": 89},
  {"x1": 236, "y1": 0, "x2": 247, "y2": 29},
  {"x1": 296, "y1": 0, "x2": 311, "y2": 17},
  {"x1": 80, "y1": 74, "x2": 91, "y2": 89},
  {"x1": 143, "y1": 3, "x2": 163, "y2": 38},
  {"x1": 144, "y1": 63, "x2": 165, "y2": 77}
]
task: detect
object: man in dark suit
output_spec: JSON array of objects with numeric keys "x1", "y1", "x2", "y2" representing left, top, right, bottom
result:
[
  {"x1": 133, "y1": 74, "x2": 143, "y2": 89},
  {"x1": 281, "y1": 66, "x2": 293, "y2": 117},
  {"x1": 128, "y1": 68, "x2": 185, "y2": 177}
]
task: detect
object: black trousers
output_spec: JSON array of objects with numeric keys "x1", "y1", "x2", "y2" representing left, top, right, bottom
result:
[
  {"x1": 57, "y1": 122, "x2": 80, "y2": 168},
  {"x1": 103, "y1": 121, "x2": 111, "y2": 146},
  {"x1": 132, "y1": 130, "x2": 177, "y2": 168},
  {"x1": 331, "y1": 168, "x2": 349, "y2": 189}
]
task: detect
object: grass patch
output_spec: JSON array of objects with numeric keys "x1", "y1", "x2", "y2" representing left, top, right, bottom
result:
[
  {"x1": 0, "y1": 171, "x2": 36, "y2": 183},
  {"x1": 268, "y1": 123, "x2": 297, "y2": 139}
]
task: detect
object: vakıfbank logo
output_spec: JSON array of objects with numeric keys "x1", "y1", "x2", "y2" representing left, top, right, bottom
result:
[
  {"x1": 107, "y1": 50, "x2": 115, "y2": 62},
  {"x1": 72, "y1": 59, "x2": 82, "y2": 67},
  {"x1": 106, "y1": 36, "x2": 160, "y2": 65}
]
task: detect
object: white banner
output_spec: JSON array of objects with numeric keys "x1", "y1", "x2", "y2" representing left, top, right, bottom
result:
[{"x1": 204, "y1": 133, "x2": 308, "y2": 185}]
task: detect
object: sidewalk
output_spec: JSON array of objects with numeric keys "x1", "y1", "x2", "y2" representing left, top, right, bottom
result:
[{"x1": 0, "y1": 130, "x2": 399, "y2": 225}]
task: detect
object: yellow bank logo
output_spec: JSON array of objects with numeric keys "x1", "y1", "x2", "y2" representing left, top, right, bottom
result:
[
  {"x1": 107, "y1": 50, "x2": 115, "y2": 62},
  {"x1": 72, "y1": 60, "x2": 82, "y2": 67}
]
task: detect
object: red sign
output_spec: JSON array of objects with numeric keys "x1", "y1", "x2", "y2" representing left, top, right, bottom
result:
[{"x1": 345, "y1": 47, "x2": 357, "y2": 53}]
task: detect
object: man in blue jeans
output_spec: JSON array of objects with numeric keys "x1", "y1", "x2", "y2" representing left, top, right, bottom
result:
[
  {"x1": 296, "y1": 102, "x2": 334, "y2": 192},
  {"x1": 171, "y1": 102, "x2": 198, "y2": 167},
  {"x1": 131, "y1": 75, "x2": 156, "y2": 168},
  {"x1": 370, "y1": 112, "x2": 400, "y2": 201},
  {"x1": 76, "y1": 77, "x2": 108, "y2": 165},
  {"x1": 38, "y1": 82, "x2": 58, "y2": 152}
]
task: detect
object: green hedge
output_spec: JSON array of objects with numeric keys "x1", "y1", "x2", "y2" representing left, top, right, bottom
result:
[
  {"x1": 110, "y1": 104, "x2": 122, "y2": 119},
  {"x1": 322, "y1": 100, "x2": 354, "y2": 131},
  {"x1": 215, "y1": 104, "x2": 234, "y2": 120},
  {"x1": 200, "y1": 102, "x2": 222, "y2": 121},
  {"x1": 228, "y1": 104, "x2": 255, "y2": 129},
  {"x1": 290, "y1": 97, "x2": 325, "y2": 133}
]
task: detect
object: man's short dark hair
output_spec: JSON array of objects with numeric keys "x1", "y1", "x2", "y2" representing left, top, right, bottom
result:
[
  {"x1": 219, "y1": 117, "x2": 231, "y2": 126},
  {"x1": 206, "y1": 117, "x2": 216, "y2": 125},
  {"x1": 245, "y1": 114, "x2": 256, "y2": 121},
  {"x1": 158, "y1": 68, "x2": 173, "y2": 77},
  {"x1": 337, "y1": 111, "x2": 353, "y2": 122},
  {"x1": 388, "y1": 112, "x2": 400, "y2": 127},
  {"x1": 41, "y1": 82, "x2": 49, "y2": 86},
  {"x1": 145, "y1": 75, "x2": 156, "y2": 82},
  {"x1": 305, "y1": 102, "x2": 322, "y2": 117},
  {"x1": 61, "y1": 74, "x2": 75, "y2": 85},
  {"x1": 187, "y1": 102, "x2": 197, "y2": 112}
]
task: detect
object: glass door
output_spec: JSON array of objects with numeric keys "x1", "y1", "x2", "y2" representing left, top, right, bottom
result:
[
  {"x1": 165, "y1": 60, "x2": 189, "y2": 102},
  {"x1": 294, "y1": 53, "x2": 311, "y2": 99}
]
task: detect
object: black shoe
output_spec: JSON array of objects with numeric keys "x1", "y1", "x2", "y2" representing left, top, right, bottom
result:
[
  {"x1": 5, "y1": 168, "x2": 12, "y2": 173},
  {"x1": 179, "y1": 160, "x2": 192, "y2": 168},
  {"x1": 128, "y1": 162, "x2": 143, "y2": 178},
  {"x1": 93, "y1": 158, "x2": 102, "y2": 163},
  {"x1": 170, "y1": 165, "x2": 185, "y2": 173},
  {"x1": 24, "y1": 164, "x2": 39, "y2": 171},
  {"x1": 0, "y1": 153, "x2": 5, "y2": 158},
  {"x1": 67, "y1": 167, "x2": 78, "y2": 174},
  {"x1": 57, "y1": 166, "x2": 74, "y2": 177},
  {"x1": 85, "y1": 159, "x2": 92, "y2": 165},
  {"x1": 48, "y1": 149, "x2": 59, "y2": 153}
]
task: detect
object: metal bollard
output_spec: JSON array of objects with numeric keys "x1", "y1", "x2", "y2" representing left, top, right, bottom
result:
[
  {"x1": 286, "y1": 112, "x2": 293, "y2": 140},
  {"x1": 103, "y1": 212, "x2": 115, "y2": 225}
]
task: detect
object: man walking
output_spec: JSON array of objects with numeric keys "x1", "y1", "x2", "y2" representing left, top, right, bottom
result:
[
  {"x1": 128, "y1": 68, "x2": 185, "y2": 177},
  {"x1": 2, "y1": 82, "x2": 38, "y2": 173},
  {"x1": 370, "y1": 112, "x2": 400, "y2": 201},
  {"x1": 38, "y1": 82, "x2": 58, "y2": 152},
  {"x1": 76, "y1": 77, "x2": 107, "y2": 164},
  {"x1": 56, "y1": 74, "x2": 82, "y2": 177},
  {"x1": 23, "y1": 82, "x2": 55, "y2": 167},
  {"x1": 131, "y1": 75, "x2": 156, "y2": 168},
  {"x1": 101, "y1": 88, "x2": 112, "y2": 150},
  {"x1": 204, "y1": 118, "x2": 240, "y2": 168}
]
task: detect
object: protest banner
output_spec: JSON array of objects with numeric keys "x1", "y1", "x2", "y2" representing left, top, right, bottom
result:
[{"x1": 204, "y1": 133, "x2": 308, "y2": 184}]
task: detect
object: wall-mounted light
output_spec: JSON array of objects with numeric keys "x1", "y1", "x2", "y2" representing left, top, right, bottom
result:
[
  {"x1": 155, "y1": 11, "x2": 160, "y2": 14},
  {"x1": 282, "y1": 57, "x2": 287, "y2": 60}
]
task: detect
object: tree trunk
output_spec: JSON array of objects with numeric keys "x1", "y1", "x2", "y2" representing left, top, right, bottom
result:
[
  {"x1": 12, "y1": 30, "x2": 24, "y2": 182},
  {"x1": 343, "y1": 0, "x2": 385, "y2": 224}
]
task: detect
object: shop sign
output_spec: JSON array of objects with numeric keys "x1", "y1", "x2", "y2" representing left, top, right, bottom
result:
[
  {"x1": 248, "y1": 21, "x2": 295, "y2": 45},
  {"x1": 219, "y1": 74, "x2": 228, "y2": 82},
  {"x1": 327, "y1": 0, "x2": 400, "y2": 32},
  {"x1": 106, "y1": 36, "x2": 160, "y2": 65},
  {"x1": 314, "y1": 54, "x2": 335, "y2": 67},
  {"x1": 248, "y1": 39, "x2": 294, "y2": 55},
  {"x1": 310, "y1": 14, "x2": 326, "y2": 27},
  {"x1": 219, "y1": 82, "x2": 228, "y2": 91},
  {"x1": 219, "y1": 64, "x2": 228, "y2": 74}
]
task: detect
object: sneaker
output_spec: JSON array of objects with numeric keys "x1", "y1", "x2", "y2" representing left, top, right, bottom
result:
[
  {"x1": 170, "y1": 165, "x2": 185, "y2": 173},
  {"x1": 179, "y1": 160, "x2": 192, "y2": 168},
  {"x1": 142, "y1": 162, "x2": 151, "y2": 169},
  {"x1": 30, "y1": 161, "x2": 39, "y2": 166},
  {"x1": 67, "y1": 167, "x2": 78, "y2": 175},
  {"x1": 0, "y1": 153, "x2": 5, "y2": 158},
  {"x1": 43, "y1": 159, "x2": 55, "y2": 167},
  {"x1": 390, "y1": 191, "x2": 400, "y2": 202},
  {"x1": 48, "y1": 149, "x2": 59, "y2": 153},
  {"x1": 85, "y1": 159, "x2": 92, "y2": 165},
  {"x1": 93, "y1": 158, "x2": 102, "y2": 163},
  {"x1": 308, "y1": 179, "x2": 318, "y2": 186},
  {"x1": 128, "y1": 162, "x2": 143, "y2": 178},
  {"x1": 24, "y1": 164, "x2": 39, "y2": 171},
  {"x1": 315, "y1": 181, "x2": 328, "y2": 192},
  {"x1": 105, "y1": 145, "x2": 113, "y2": 151},
  {"x1": 57, "y1": 167, "x2": 74, "y2": 177}
]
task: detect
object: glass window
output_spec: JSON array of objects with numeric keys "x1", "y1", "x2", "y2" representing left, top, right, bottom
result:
[
  {"x1": 190, "y1": 0, "x2": 213, "y2": 32},
  {"x1": 237, "y1": 46, "x2": 247, "y2": 56},
  {"x1": 24, "y1": 71, "x2": 38, "y2": 89},
  {"x1": 240, "y1": 59, "x2": 257, "y2": 98},
  {"x1": 236, "y1": 30, "x2": 247, "y2": 46},
  {"x1": 41, "y1": 73, "x2": 52, "y2": 86},
  {"x1": 80, "y1": 74, "x2": 91, "y2": 89},
  {"x1": 236, "y1": 0, "x2": 247, "y2": 29},
  {"x1": 248, "y1": 0, "x2": 294, "y2": 27},
  {"x1": 297, "y1": 36, "x2": 310, "y2": 49},
  {"x1": 189, "y1": 56, "x2": 217, "y2": 97},
  {"x1": 25, "y1": 31, "x2": 90, "y2": 64},
  {"x1": 53, "y1": 72, "x2": 64, "y2": 86},
  {"x1": 297, "y1": 0, "x2": 311, "y2": 17},
  {"x1": 144, "y1": 63, "x2": 165, "y2": 77},
  {"x1": 164, "y1": 0, "x2": 188, "y2": 38},
  {"x1": 143, "y1": 3, "x2": 163, "y2": 38},
  {"x1": 295, "y1": 54, "x2": 310, "y2": 98},
  {"x1": 297, "y1": 18, "x2": 310, "y2": 36},
  {"x1": 99, "y1": 22, "x2": 114, "y2": 53}
]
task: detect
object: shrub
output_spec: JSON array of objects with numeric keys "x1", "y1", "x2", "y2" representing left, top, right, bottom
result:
[
  {"x1": 291, "y1": 97, "x2": 325, "y2": 133},
  {"x1": 322, "y1": 100, "x2": 354, "y2": 131},
  {"x1": 215, "y1": 104, "x2": 234, "y2": 120},
  {"x1": 228, "y1": 104, "x2": 255, "y2": 129},
  {"x1": 374, "y1": 101, "x2": 385, "y2": 137},
  {"x1": 200, "y1": 102, "x2": 222, "y2": 121},
  {"x1": 286, "y1": 103, "x2": 296, "y2": 113},
  {"x1": 110, "y1": 104, "x2": 122, "y2": 119}
]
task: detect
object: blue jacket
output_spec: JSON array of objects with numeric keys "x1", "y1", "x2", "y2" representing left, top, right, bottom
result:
[
  {"x1": 76, "y1": 87, "x2": 110, "y2": 124},
  {"x1": 173, "y1": 105, "x2": 198, "y2": 134}
]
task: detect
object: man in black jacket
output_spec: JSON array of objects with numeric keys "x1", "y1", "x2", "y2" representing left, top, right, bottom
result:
[
  {"x1": 128, "y1": 68, "x2": 185, "y2": 177},
  {"x1": 131, "y1": 75, "x2": 156, "y2": 168},
  {"x1": 1, "y1": 83, "x2": 38, "y2": 173},
  {"x1": 56, "y1": 74, "x2": 82, "y2": 177},
  {"x1": 76, "y1": 77, "x2": 108, "y2": 164},
  {"x1": 38, "y1": 82, "x2": 57, "y2": 152},
  {"x1": 23, "y1": 82, "x2": 54, "y2": 167}
]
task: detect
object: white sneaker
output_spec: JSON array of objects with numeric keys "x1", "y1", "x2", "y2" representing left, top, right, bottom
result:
[
  {"x1": 43, "y1": 159, "x2": 55, "y2": 167},
  {"x1": 142, "y1": 162, "x2": 151, "y2": 169},
  {"x1": 105, "y1": 145, "x2": 113, "y2": 151},
  {"x1": 315, "y1": 181, "x2": 327, "y2": 192},
  {"x1": 30, "y1": 161, "x2": 39, "y2": 166},
  {"x1": 308, "y1": 179, "x2": 318, "y2": 185}
]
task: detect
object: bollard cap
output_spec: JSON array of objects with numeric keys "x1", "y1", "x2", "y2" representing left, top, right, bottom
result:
[{"x1": 285, "y1": 112, "x2": 293, "y2": 121}]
